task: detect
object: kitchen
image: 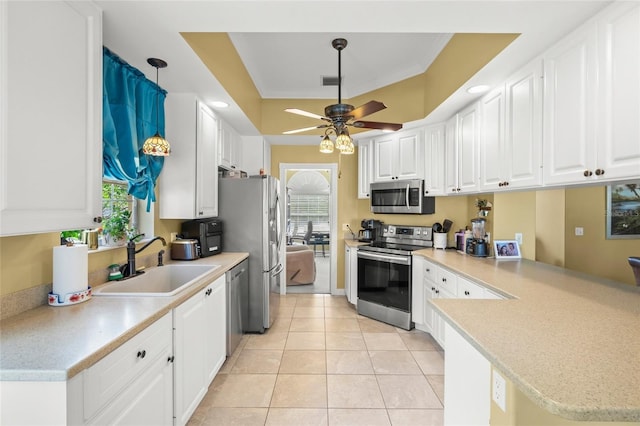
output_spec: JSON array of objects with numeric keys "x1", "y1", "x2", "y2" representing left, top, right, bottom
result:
[{"x1": 1, "y1": 1, "x2": 640, "y2": 425}]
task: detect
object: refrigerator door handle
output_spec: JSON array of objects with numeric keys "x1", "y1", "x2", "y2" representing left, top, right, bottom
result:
[
  {"x1": 275, "y1": 193, "x2": 283, "y2": 252},
  {"x1": 272, "y1": 263, "x2": 284, "y2": 276}
]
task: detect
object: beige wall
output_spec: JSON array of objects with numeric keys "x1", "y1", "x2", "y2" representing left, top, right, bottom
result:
[
  {"x1": 0, "y1": 188, "x2": 182, "y2": 297},
  {"x1": 493, "y1": 186, "x2": 638, "y2": 286}
]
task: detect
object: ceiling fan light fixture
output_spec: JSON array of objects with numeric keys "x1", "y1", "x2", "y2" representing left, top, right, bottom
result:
[
  {"x1": 319, "y1": 135, "x2": 334, "y2": 153},
  {"x1": 143, "y1": 57, "x2": 171, "y2": 156},
  {"x1": 340, "y1": 139, "x2": 355, "y2": 155},
  {"x1": 335, "y1": 128, "x2": 351, "y2": 150}
]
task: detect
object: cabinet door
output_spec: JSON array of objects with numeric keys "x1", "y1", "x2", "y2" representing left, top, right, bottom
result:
[
  {"x1": 373, "y1": 136, "x2": 398, "y2": 181},
  {"x1": 87, "y1": 353, "x2": 173, "y2": 426},
  {"x1": 0, "y1": 2, "x2": 102, "y2": 235},
  {"x1": 457, "y1": 276, "x2": 485, "y2": 299},
  {"x1": 543, "y1": 22, "x2": 598, "y2": 185},
  {"x1": 423, "y1": 124, "x2": 446, "y2": 196},
  {"x1": 444, "y1": 115, "x2": 459, "y2": 194},
  {"x1": 505, "y1": 60, "x2": 543, "y2": 189},
  {"x1": 204, "y1": 276, "x2": 226, "y2": 385},
  {"x1": 174, "y1": 289, "x2": 208, "y2": 426},
  {"x1": 596, "y1": 3, "x2": 640, "y2": 181},
  {"x1": 196, "y1": 103, "x2": 218, "y2": 218},
  {"x1": 423, "y1": 281, "x2": 436, "y2": 335},
  {"x1": 357, "y1": 139, "x2": 373, "y2": 198},
  {"x1": 479, "y1": 87, "x2": 506, "y2": 191},
  {"x1": 457, "y1": 104, "x2": 480, "y2": 193},
  {"x1": 396, "y1": 129, "x2": 423, "y2": 179},
  {"x1": 218, "y1": 120, "x2": 233, "y2": 169}
]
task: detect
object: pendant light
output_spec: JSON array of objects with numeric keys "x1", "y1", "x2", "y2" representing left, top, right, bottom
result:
[{"x1": 142, "y1": 58, "x2": 171, "y2": 156}]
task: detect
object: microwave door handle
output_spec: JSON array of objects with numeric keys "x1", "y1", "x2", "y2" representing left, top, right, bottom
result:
[{"x1": 405, "y1": 183, "x2": 410, "y2": 210}]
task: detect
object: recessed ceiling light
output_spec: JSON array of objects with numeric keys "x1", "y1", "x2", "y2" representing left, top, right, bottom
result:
[
  {"x1": 467, "y1": 85, "x2": 490, "y2": 94},
  {"x1": 210, "y1": 101, "x2": 229, "y2": 108}
]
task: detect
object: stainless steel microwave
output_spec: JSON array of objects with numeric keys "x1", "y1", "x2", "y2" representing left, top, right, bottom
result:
[{"x1": 370, "y1": 179, "x2": 435, "y2": 214}]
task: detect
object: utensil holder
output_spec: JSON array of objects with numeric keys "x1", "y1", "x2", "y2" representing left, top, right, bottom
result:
[{"x1": 433, "y1": 232, "x2": 447, "y2": 249}]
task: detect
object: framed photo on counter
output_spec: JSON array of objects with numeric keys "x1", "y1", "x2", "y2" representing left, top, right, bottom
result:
[{"x1": 494, "y1": 240, "x2": 521, "y2": 260}]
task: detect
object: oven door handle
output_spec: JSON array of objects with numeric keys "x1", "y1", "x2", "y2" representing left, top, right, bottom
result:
[{"x1": 357, "y1": 250, "x2": 411, "y2": 266}]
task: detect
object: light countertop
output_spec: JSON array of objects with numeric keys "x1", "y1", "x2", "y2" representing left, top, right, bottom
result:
[
  {"x1": 414, "y1": 249, "x2": 640, "y2": 422},
  {"x1": 0, "y1": 252, "x2": 248, "y2": 382}
]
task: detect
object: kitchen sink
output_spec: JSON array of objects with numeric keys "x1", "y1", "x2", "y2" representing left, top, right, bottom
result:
[{"x1": 93, "y1": 264, "x2": 220, "y2": 297}]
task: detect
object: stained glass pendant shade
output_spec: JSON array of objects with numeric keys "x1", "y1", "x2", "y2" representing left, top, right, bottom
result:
[{"x1": 143, "y1": 58, "x2": 171, "y2": 156}]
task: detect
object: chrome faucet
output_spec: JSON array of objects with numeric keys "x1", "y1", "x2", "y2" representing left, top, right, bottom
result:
[{"x1": 124, "y1": 234, "x2": 167, "y2": 277}]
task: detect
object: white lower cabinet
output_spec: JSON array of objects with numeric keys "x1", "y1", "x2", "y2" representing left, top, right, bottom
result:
[
  {"x1": 444, "y1": 322, "x2": 491, "y2": 426},
  {"x1": 174, "y1": 276, "x2": 226, "y2": 426},
  {"x1": 413, "y1": 256, "x2": 507, "y2": 347},
  {"x1": 84, "y1": 313, "x2": 173, "y2": 425},
  {"x1": 344, "y1": 243, "x2": 358, "y2": 305}
]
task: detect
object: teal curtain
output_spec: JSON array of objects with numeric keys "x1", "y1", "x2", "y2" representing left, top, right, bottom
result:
[{"x1": 102, "y1": 47, "x2": 166, "y2": 211}]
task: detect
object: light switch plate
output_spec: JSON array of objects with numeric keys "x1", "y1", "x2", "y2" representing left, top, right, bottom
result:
[
  {"x1": 515, "y1": 233, "x2": 523, "y2": 245},
  {"x1": 575, "y1": 227, "x2": 584, "y2": 236},
  {"x1": 493, "y1": 369, "x2": 507, "y2": 412}
]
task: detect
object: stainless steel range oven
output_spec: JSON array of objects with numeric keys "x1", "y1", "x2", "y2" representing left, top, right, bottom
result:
[{"x1": 357, "y1": 224, "x2": 433, "y2": 330}]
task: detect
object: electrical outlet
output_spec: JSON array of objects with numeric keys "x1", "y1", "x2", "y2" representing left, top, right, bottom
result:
[
  {"x1": 515, "y1": 233, "x2": 523, "y2": 245},
  {"x1": 492, "y1": 369, "x2": 507, "y2": 412},
  {"x1": 342, "y1": 223, "x2": 350, "y2": 231},
  {"x1": 170, "y1": 232, "x2": 178, "y2": 242},
  {"x1": 575, "y1": 227, "x2": 584, "y2": 236}
]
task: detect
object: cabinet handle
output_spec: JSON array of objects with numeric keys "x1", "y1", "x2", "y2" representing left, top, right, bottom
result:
[
  {"x1": 457, "y1": 188, "x2": 461, "y2": 192},
  {"x1": 464, "y1": 290, "x2": 470, "y2": 296},
  {"x1": 498, "y1": 182, "x2": 503, "y2": 187},
  {"x1": 504, "y1": 181, "x2": 509, "y2": 186},
  {"x1": 366, "y1": 193, "x2": 370, "y2": 197},
  {"x1": 426, "y1": 268, "x2": 430, "y2": 272},
  {"x1": 205, "y1": 288, "x2": 212, "y2": 296},
  {"x1": 583, "y1": 170, "x2": 593, "y2": 177},
  {"x1": 435, "y1": 289, "x2": 440, "y2": 294},
  {"x1": 442, "y1": 277, "x2": 446, "y2": 282},
  {"x1": 595, "y1": 169, "x2": 605, "y2": 176},
  {"x1": 198, "y1": 211, "x2": 204, "y2": 216},
  {"x1": 137, "y1": 350, "x2": 146, "y2": 359},
  {"x1": 431, "y1": 287, "x2": 436, "y2": 291},
  {"x1": 167, "y1": 356, "x2": 175, "y2": 363},
  {"x1": 93, "y1": 216, "x2": 102, "y2": 223}
]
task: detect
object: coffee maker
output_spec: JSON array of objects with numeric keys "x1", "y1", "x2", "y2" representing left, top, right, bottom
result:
[
  {"x1": 466, "y1": 218, "x2": 488, "y2": 257},
  {"x1": 358, "y1": 219, "x2": 383, "y2": 242}
]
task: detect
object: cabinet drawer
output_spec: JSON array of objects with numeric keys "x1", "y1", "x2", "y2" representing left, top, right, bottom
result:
[
  {"x1": 84, "y1": 312, "x2": 172, "y2": 420},
  {"x1": 436, "y1": 268, "x2": 457, "y2": 295},
  {"x1": 421, "y1": 259, "x2": 438, "y2": 283},
  {"x1": 457, "y1": 277, "x2": 485, "y2": 299}
]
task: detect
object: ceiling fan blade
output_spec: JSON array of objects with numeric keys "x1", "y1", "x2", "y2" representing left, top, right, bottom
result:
[
  {"x1": 284, "y1": 108, "x2": 330, "y2": 121},
  {"x1": 283, "y1": 124, "x2": 330, "y2": 135},
  {"x1": 351, "y1": 121, "x2": 403, "y2": 132},
  {"x1": 350, "y1": 101, "x2": 387, "y2": 120}
]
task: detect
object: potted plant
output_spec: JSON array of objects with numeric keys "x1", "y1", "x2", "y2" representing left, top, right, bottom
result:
[
  {"x1": 475, "y1": 198, "x2": 492, "y2": 217},
  {"x1": 101, "y1": 207, "x2": 132, "y2": 246}
]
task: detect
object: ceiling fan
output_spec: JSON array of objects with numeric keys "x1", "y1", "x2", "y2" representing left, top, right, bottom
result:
[{"x1": 283, "y1": 38, "x2": 403, "y2": 141}]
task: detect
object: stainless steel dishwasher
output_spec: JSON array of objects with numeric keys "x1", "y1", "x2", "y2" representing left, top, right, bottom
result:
[{"x1": 226, "y1": 259, "x2": 248, "y2": 356}]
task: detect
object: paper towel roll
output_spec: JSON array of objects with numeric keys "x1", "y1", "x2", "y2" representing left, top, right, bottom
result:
[{"x1": 53, "y1": 244, "x2": 88, "y2": 296}]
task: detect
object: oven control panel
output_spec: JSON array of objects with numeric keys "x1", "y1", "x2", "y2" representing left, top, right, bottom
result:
[{"x1": 383, "y1": 225, "x2": 433, "y2": 242}]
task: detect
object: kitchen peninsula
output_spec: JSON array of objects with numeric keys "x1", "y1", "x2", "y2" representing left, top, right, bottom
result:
[{"x1": 413, "y1": 249, "x2": 640, "y2": 424}]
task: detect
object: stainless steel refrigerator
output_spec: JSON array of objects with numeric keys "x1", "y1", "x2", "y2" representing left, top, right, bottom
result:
[{"x1": 218, "y1": 176, "x2": 283, "y2": 333}]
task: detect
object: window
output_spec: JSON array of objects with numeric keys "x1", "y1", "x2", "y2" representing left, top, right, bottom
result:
[
  {"x1": 289, "y1": 194, "x2": 330, "y2": 236},
  {"x1": 102, "y1": 180, "x2": 137, "y2": 232}
]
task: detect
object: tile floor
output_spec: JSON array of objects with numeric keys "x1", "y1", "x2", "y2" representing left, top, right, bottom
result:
[{"x1": 188, "y1": 294, "x2": 445, "y2": 426}]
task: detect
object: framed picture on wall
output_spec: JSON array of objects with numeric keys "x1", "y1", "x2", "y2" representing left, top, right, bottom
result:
[
  {"x1": 606, "y1": 181, "x2": 640, "y2": 239},
  {"x1": 494, "y1": 240, "x2": 521, "y2": 260}
]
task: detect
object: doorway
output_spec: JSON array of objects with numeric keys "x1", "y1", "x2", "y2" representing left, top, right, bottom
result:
[{"x1": 280, "y1": 163, "x2": 338, "y2": 295}]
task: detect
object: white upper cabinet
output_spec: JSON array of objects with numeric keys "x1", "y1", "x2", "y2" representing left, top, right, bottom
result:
[
  {"x1": 595, "y1": 2, "x2": 640, "y2": 181},
  {"x1": 478, "y1": 87, "x2": 506, "y2": 191},
  {"x1": 543, "y1": 2, "x2": 640, "y2": 185},
  {"x1": 543, "y1": 20, "x2": 598, "y2": 185},
  {"x1": 160, "y1": 94, "x2": 219, "y2": 219},
  {"x1": 0, "y1": 2, "x2": 102, "y2": 236},
  {"x1": 218, "y1": 119, "x2": 242, "y2": 171},
  {"x1": 357, "y1": 139, "x2": 373, "y2": 198},
  {"x1": 372, "y1": 128, "x2": 423, "y2": 182},
  {"x1": 242, "y1": 136, "x2": 271, "y2": 176},
  {"x1": 423, "y1": 123, "x2": 446, "y2": 196},
  {"x1": 479, "y1": 60, "x2": 543, "y2": 191},
  {"x1": 505, "y1": 60, "x2": 543, "y2": 189},
  {"x1": 446, "y1": 104, "x2": 480, "y2": 194}
]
